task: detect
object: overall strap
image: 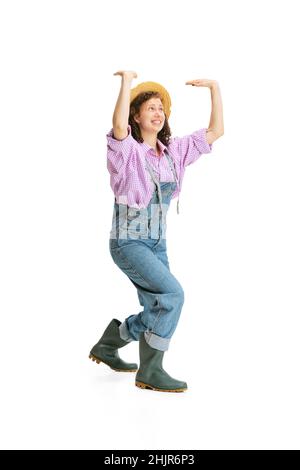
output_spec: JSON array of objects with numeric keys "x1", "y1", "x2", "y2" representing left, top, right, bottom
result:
[
  {"x1": 144, "y1": 158, "x2": 163, "y2": 214},
  {"x1": 164, "y1": 150, "x2": 180, "y2": 215}
]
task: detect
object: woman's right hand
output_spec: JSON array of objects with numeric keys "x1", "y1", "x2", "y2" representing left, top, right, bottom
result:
[{"x1": 113, "y1": 70, "x2": 138, "y2": 81}]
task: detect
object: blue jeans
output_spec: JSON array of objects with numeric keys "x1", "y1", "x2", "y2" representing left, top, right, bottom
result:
[{"x1": 109, "y1": 181, "x2": 184, "y2": 351}]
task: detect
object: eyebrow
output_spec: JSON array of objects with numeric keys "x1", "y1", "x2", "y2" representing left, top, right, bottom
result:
[{"x1": 148, "y1": 104, "x2": 163, "y2": 107}]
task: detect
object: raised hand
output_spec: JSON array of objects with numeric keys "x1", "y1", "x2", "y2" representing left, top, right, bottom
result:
[
  {"x1": 113, "y1": 70, "x2": 138, "y2": 81},
  {"x1": 185, "y1": 79, "x2": 218, "y2": 89}
]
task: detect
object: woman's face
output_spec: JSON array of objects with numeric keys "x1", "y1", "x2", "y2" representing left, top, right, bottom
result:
[{"x1": 134, "y1": 97, "x2": 165, "y2": 133}]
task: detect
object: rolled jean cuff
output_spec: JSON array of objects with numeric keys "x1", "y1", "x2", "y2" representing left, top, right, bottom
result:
[
  {"x1": 119, "y1": 321, "x2": 134, "y2": 342},
  {"x1": 144, "y1": 330, "x2": 170, "y2": 351}
]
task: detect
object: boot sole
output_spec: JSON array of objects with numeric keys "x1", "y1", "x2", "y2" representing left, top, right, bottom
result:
[
  {"x1": 89, "y1": 353, "x2": 137, "y2": 372},
  {"x1": 135, "y1": 381, "x2": 187, "y2": 393}
]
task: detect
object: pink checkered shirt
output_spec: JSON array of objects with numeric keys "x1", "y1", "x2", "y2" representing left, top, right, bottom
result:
[{"x1": 106, "y1": 124, "x2": 213, "y2": 210}]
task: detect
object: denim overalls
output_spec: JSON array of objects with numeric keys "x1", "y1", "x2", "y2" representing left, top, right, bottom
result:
[{"x1": 109, "y1": 151, "x2": 184, "y2": 351}]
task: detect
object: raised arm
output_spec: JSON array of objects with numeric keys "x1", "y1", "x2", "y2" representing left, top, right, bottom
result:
[
  {"x1": 112, "y1": 70, "x2": 137, "y2": 140},
  {"x1": 206, "y1": 82, "x2": 224, "y2": 143},
  {"x1": 185, "y1": 78, "x2": 224, "y2": 145}
]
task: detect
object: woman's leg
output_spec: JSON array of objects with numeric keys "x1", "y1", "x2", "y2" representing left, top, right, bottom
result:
[
  {"x1": 110, "y1": 242, "x2": 184, "y2": 352},
  {"x1": 136, "y1": 241, "x2": 170, "y2": 306}
]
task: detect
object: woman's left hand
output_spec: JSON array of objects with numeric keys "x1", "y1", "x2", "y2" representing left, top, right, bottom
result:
[{"x1": 185, "y1": 79, "x2": 218, "y2": 89}]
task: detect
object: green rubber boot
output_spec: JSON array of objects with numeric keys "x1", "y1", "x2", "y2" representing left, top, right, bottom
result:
[
  {"x1": 89, "y1": 319, "x2": 138, "y2": 372},
  {"x1": 135, "y1": 333, "x2": 188, "y2": 392}
]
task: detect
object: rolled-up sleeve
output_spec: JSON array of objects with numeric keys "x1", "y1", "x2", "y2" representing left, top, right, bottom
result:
[
  {"x1": 171, "y1": 128, "x2": 213, "y2": 168},
  {"x1": 106, "y1": 124, "x2": 137, "y2": 175}
]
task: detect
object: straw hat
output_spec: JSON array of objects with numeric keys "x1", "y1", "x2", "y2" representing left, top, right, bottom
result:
[{"x1": 130, "y1": 81, "x2": 172, "y2": 119}]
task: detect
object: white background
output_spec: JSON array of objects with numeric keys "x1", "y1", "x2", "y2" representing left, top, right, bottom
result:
[{"x1": 1, "y1": 0, "x2": 299, "y2": 450}]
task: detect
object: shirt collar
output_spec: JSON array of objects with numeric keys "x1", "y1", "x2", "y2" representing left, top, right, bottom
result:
[{"x1": 142, "y1": 138, "x2": 166, "y2": 157}]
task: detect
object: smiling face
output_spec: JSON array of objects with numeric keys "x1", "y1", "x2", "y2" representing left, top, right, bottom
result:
[{"x1": 133, "y1": 97, "x2": 165, "y2": 133}]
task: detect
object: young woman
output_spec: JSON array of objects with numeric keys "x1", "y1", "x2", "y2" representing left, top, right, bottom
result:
[{"x1": 89, "y1": 70, "x2": 224, "y2": 393}]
